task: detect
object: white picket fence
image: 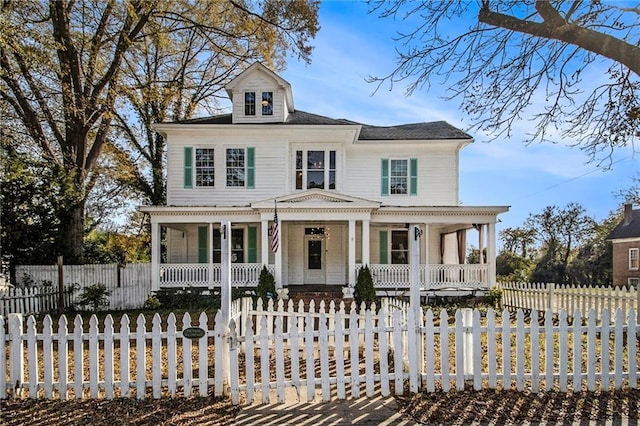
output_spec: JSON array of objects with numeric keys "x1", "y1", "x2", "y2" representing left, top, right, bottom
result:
[
  {"x1": 0, "y1": 287, "x2": 75, "y2": 317},
  {"x1": 500, "y1": 282, "x2": 640, "y2": 322},
  {"x1": 2, "y1": 300, "x2": 638, "y2": 402},
  {"x1": 13, "y1": 264, "x2": 152, "y2": 311}
]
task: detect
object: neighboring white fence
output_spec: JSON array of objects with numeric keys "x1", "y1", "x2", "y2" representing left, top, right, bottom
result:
[
  {"x1": 0, "y1": 287, "x2": 75, "y2": 317},
  {"x1": 13, "y1": 264, "x2": 152, "y2": 311},
  {"x1": 500, "y1": 282, "x2": 640, "y2": 322},
  {"x1": 2, "y1": 303, "x2": 637, "y2": 401}
]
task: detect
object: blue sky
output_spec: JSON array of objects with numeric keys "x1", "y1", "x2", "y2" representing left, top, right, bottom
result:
[{"x1": 278, "y1": 1, "x2": 639, "y2": 238}]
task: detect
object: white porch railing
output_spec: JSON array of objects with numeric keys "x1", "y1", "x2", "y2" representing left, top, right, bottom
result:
[
  {"x1": 159, "y1": 263, "x2": 275, "y2": 288},
  {"x1": 357, "y1": 264, "x2": 489, "y2": 290}
]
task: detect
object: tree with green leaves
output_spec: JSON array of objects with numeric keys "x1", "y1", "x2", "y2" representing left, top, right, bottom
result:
[
  {"x1": 525, "y1": 203, "x2": 596, "y2": 284},
  {"x1": 1, "y1": 0, "x2": 319, "y2": 262},
  {"x1": 368, "y1": 1, "x2": 639, "y2": 164}
]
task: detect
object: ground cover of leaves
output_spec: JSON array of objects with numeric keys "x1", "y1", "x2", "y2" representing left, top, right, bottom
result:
[
  {"x1": 0, "y1": 395, "x2": 240, "y2": 426},
  {"x1": 396, "y1": 387, "x2": 640, "y2": 425}
]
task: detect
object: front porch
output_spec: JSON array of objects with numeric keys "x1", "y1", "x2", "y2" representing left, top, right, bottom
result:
[{"x1": 157, "y1": 262, "x2": 490, "y2": 292}]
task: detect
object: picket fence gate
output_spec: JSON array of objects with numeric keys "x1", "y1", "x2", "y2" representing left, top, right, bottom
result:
[
  {"x1": 500, "y1": 282, "x2": 640, "y2": 322},
  {"x1": 2, "y1": 297, "x2": 638, "y2": 403}
]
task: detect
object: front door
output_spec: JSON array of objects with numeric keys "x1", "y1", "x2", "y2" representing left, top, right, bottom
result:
[{"x1": 304, "y1": 231, "x2": 325, "y2": 285}]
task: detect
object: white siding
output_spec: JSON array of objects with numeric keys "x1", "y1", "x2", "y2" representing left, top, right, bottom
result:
[
  {"x1": 325, "y1": 224, "x2": 346, "y2": 285},
  {"x1": 231, "y1": 75, "x2": 286, "y2": 124},
  {"x1": 287, "y1": 224, "x2": 304, "y2": 285},
  {"x1": 344, "y1": 144, "x2": 459, "y2": 206}
]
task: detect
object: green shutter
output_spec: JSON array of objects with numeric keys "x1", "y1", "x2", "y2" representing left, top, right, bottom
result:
[
  {"x1": 247, "y1": 226, "x2": 257, "y2": 263},
  {"x1": 198, "y1": 226, "x2": 208, "y2": 263},
  {"x1": 246, "y1": 147, "x2": 255, "y2": 189},
  {"x1": 410, "y1": 158, "x2": 418, "y2": 196},
  {"x1": 184, "y1": 147, "x2": 193, "y2": 188},
  {"x1": 379, "y1": 230, "x2": 388, "y2": 264},
  {"x1": 381, "y1": 159, "x2": 389, "y2": 196}
]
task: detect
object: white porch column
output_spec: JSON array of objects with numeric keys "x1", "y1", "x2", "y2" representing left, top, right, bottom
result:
[
  {"x1": 218, "y1": 220, "x2": 231, "y2": 393},
  {"x1": 207, "y1": 223, "x2": 214, "y2": 289},
  {"x1": 479, "y1": 225, "x2": 485, "y2": 265},
  {"x1": 151, "y1": 220, "x2": 160, "y2": 293},
  {"x1": 348, "y1": 220, "x2": 356, "y2": 286},
  {"x1": 275, "y1": 220, "x2": 282, "y2": 289},
  {"x1": 261, "y1": 218, "x2": 269, "y2": 266},
  {"x1": 423, "y1": 224, "x2": 430, "y2": 290},
  {"x1": 410, "y1": 224, "x2": 422, "y2": 319},
  {"x1": 487, "y1": 222, "x2": 496, "y2": 288},
  {"x1": 361, "y1": 219, "x2": 370, "y2": 266}
]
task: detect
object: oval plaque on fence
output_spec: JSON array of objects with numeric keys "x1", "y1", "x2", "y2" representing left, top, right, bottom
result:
[{"x1": 182, "y1": 327, "x2": 206, "y2": 339}]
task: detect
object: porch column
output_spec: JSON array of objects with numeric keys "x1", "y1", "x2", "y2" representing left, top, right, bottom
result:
[
  {"x1": 487, "y1": 222, "x2": 496, "y2": 288},
  {"x1": 348, "y1": 219, "x2": 356, "y2": 286},
  {"x1": 410, "y1": 224, "x2": 422, "y2": 319},
  {"x1": 207, "y1": 223, "x2": 214, "y2": 289},
  {"x1": 261, "y1": 218, "x2": 269, "y2": 266},
  {"x1": 275, "y1": 220, "x2": 282, "y2": 289},
  {"x1": 423, "y1": 224, "x2": 430, "y2": 290},
  {"x1": 478, "y1": 225, "x2": 485, "y2": 265},
  {"x1": 151, "y1": 220, "x2": 160, "y2": 293},
  {"x1": 361, "y1": 219, "x2": 370, "y2": 266}
]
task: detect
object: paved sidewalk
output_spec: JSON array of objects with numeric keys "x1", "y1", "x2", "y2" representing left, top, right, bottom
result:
[{"x1": 233, "y1": 387, "x2": 418, "y2": 426}]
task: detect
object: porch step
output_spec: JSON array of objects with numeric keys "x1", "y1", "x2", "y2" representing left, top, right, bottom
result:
[{"x1": 286, "y1": 286, "x2": 347, "y2": 310}]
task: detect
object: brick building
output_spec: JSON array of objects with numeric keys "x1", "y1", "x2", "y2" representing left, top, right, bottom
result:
[{"x1": 607, "y1": 204, "x2": 640, "y2": 287}]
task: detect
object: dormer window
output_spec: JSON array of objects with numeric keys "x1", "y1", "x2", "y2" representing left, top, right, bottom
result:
[
  {"x1": 244, "y1": 92, "x2": 256, "y2": 116},
  {"x1": 261, "y1": 92, "x2": 273, "y2": 115}
]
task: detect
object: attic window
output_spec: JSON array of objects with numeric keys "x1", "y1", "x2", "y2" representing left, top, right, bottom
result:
[
  {"x1": 244, "y1": 92, "x2": 256, "y2": 116},
  {"x1": 261, "y1": 92, "x2": 273, "y2": 115}
]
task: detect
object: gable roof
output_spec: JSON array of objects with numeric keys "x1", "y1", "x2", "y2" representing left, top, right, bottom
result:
[
  {"x1": 168, "y1": 111, "x2": 471, "y2": 141},
  {"x1": 607, "y1": 208, "x2": 640, "y2": 240},
  {"x1": 224, "y1": 62, "x2": 294, "y2": 112}
]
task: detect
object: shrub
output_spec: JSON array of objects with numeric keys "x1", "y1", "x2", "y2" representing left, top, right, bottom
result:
[
  {"x1": 354, "y1": 265, "x2": 376, "y2": 309},
  {"x1": 77, "y1": 283, "x2": 111, "y2": 311},
  {"x1": 256, "y1": 266, "x2": 276, "y2": 303},
  {"x1": 154, "y1": 287, "x2": 218, "y2": 310},
  {"x1": 143, "y1": 295, "x2": 161, "y2": 310}
]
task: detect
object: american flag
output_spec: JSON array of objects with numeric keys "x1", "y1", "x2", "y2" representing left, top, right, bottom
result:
[{"x1": 271, "y1": 202, "x2": 279, "y2": 253}]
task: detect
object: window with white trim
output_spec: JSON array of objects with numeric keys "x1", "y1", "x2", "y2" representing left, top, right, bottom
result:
[
  {"x1": 295, "y1": 150, "x2": 336, "y2": 190},
  {"x1": 629, "y1": 277, "x2": 640, "y2": 287},
  {"x1": 195, "y1": 148, "x2": 215, "y2": 187},
  {"x1": 391, "y1": 230, "x2": 408, "y2": 264},
  {"x1": 390, "y1": 159, "x2": 408, "y2": 195},
  {"x1": 261, "y1": 91, "x2": 273, "y2": 115},
  {"x1": 244, "y1": 92, "x2": 256, "y2": 116},
  {"x1": 226, "y1": 148, "x2": 246, "y2": 187},
  {"x1": 630, "y1": 248, "x2": 639, "y2": 270}
]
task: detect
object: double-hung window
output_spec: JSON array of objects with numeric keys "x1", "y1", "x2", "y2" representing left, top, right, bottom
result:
[
  {"x1": 195, "y1": 148, "x2": 215, "y2": 187},
  {"x1": 295, "y1": 150, "x2": 336, "y2": 190},
  {"x1": 244, "y1": 92, "x2": 256, "y2": 116},
  {"x1": 226, "y1": 147, "x2": 255, "y2": 188},
  {"x1": 184, "y1": 147, "x2": 214, "y2": 188},
  {"x1": 261, "y1": 92, "x2": 273, "y2": 115},
  {"x1": 630, "y1": 248, "x2": 639, "y2": 270},
  {"x1": 381, "y1": 158, "x2": 418, "y2": 196}
]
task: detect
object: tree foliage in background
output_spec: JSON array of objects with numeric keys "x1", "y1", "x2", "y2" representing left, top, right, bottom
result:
[
  {"x1": 0, "y1": 0, "x2": 319, "y2": 263},
  {"x1": 368, "y1": 1, "x2": 639, "y2": 164}
]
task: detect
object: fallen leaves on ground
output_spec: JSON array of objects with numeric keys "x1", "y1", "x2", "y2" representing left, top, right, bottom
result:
[
  {"x1": 396, "y1": 387, "x2": 640, "y2": 425},
  {"x1": 0, "y1": 395, "x2": 240, "y2": 426}
]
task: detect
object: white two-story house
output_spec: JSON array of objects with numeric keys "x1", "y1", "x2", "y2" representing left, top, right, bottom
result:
[{"x1": 140, "y1": 62, "x2": 509, "y2": 296}]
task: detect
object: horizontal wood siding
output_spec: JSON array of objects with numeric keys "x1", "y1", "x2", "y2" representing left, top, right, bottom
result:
[
  {"x1": 325, "y1": 224, "x2": 346, "y2": 285},
  {"x1": 231, "y1": 75, "x2": 286, "y2": 124},
  {"x1": 167, "y1": 131, "x2": 289, "y2": 206},
  {"x1": 287, "y1": 225, "x2": 304, "y2": 285},
  {"x1": 344, "y1": 145, "x2": 459, "y2": 206}
]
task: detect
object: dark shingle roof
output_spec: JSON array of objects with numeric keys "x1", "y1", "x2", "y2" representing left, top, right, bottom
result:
[
  {"x1": 171, "y1": 111, "x2": 471, "y2": 141},
  {"x1": 607, "y1": 209, "x2": 640, "y2": 239}
]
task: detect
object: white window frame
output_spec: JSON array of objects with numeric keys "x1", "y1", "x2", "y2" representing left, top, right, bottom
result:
[
  {"x1": 629, "y1": 277, "x2": 640, "y2": 287},
  {"x1": 195, "y1": 148, "x2": 215, "y2": 187},
  {"x1": 630, "y1": 248, "x2": 639, "y2": 270},
  {"x1": 244, "y1": 92, "x2": 256, "y2": 116},
  {"x1": 389, "y1": 158, "x2": 409, "y2": 195},
  {"x1": 294, "y1": 149, "x2": 337, "y2": 191},
  {"x1": 390, "y1": 229, "x2": 409, "y2": 264},
  {"x1": 226, "y1": 148, "x2": 246, "y2": 187},
  {"x1": 261, "y1": 91, "x2": 273, "y2": 115}
]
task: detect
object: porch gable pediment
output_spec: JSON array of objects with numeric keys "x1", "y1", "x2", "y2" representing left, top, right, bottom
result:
[{"x1": 252, "y1": 189, "x2": 380, "y2": 210}]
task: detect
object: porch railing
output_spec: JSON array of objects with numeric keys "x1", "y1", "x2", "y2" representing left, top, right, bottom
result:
[
  {"x1": 159, "y1": 263, "x2": 275, "y2": 288},
  {"x1": 357, "y1": 263, "x2": 489, "y2": 290}
]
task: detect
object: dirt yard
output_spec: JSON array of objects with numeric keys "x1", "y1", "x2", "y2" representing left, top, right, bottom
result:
[{"x1": 1, "y1": 388, "x2": 639, "y2": 425}]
